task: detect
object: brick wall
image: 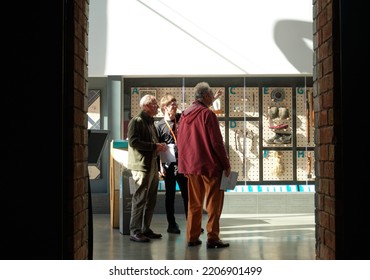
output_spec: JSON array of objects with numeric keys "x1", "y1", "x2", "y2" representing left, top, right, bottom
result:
[
  {"x1": 313, "y1": 0, "x2": 337, "y2": 260},
  {"x1": 73, "y1": 0, "x2": 90, "y2": 260}
]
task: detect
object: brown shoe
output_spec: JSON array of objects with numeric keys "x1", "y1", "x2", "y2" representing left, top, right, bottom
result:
[
  {"x1": 187, "y1": 239, "x2": 202, "y2": 247},
  {"x1": 130, "y1": 233, "x2": 150, "y2": 242},
  {"x1": 206, "y1": 240, "x2": 229, "y2": 249}
]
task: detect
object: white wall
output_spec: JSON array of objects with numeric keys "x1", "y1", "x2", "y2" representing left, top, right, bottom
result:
[{"x1": 88, "y1": 0, "x2": 313, "y2": 77}]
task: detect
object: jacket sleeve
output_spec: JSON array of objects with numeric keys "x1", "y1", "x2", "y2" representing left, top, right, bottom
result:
[{"x1": 205, "y1": 111, "x2": 231, "y2": 170}]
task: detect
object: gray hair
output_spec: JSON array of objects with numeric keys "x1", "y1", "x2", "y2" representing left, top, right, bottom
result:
[
  {"x1": 139, "y1": 94, "x2": 155, "y2": 109},
  {"x1": 194, "y1": 82, "x2": 211, "y2": 100}
]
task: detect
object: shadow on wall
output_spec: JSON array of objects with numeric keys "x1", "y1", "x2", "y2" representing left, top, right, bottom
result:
[{"x1": 274, "y1": 20, "x2": 313, "y2": 73}]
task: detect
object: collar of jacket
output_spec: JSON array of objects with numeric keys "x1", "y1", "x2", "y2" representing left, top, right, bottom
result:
[{"x1": 140, "y1": 110, "x2": 154, "y2": 124}]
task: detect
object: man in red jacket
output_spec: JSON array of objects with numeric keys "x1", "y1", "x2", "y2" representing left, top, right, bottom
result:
[{"x1": 177, "y1": 82, "x2": 231, "y2": 249}]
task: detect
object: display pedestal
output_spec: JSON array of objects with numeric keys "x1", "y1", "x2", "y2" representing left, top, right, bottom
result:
[{"x1": 109, "y1": 140, "x2": 128, "y2": 228}]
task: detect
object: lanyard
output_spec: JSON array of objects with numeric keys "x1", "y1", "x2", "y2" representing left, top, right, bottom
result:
[{"x1": 164, "y1": 119, "x2": 177, "y2": 144}]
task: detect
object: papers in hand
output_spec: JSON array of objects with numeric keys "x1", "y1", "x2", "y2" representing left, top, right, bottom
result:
[
  {"x1": 220, "y1": 171, "x2": 238, "y2": 190},
  {"x1": 159, "y1": 143, "x2": 177, "y2": 163}
]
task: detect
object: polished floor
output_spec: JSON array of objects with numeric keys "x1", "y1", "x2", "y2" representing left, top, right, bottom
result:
[{"x1": 93, "y1": 213, "x2": 315, "y2": 260}]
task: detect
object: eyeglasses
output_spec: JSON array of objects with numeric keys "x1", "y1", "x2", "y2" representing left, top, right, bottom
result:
[{"x1": 147, "y1": 102, "x2": 158, "y2": 107}]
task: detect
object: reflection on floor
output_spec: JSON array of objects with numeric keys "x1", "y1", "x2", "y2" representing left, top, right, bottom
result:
[{"x1": 93, "y1": 213, "x2": 315, "y2": 260}]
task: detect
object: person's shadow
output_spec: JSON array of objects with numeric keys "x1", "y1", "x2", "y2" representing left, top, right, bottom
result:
[{"x1": 274, "y1": 20, "x2": 313, "y2": 74}]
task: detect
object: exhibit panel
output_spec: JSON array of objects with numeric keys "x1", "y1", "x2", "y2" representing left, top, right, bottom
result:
[{"x1": 123, "y1": 76, "x2": 314, "y2": 192}]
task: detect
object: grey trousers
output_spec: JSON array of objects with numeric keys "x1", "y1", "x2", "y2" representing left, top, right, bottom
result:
[{"x1": 129, "y1": 166, "x2": 159, "y2": 235}]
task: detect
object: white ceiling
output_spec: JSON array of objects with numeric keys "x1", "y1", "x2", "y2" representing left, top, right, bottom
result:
[{"x1": 88, "y1": 0, "x2": 313, "y2": 77}]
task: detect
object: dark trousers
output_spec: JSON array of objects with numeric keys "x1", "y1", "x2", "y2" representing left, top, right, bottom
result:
[{"x1": 163, "y1": 162, "x2": 188, "y2": 226}]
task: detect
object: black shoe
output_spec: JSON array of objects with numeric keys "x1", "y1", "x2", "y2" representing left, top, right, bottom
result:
[
  {"x1": 188, "y1": 239, "x2": 202, "y2": 247},
  {"x1": 167, "y1": 223, "x2": 181, "y2": 234},
  {"x1": 143, "y1": 230, "x2": 162, "y2": 239},
  {"x1": 206, "y1": 240, "x2": 230, "y2": 249},
  {"x1": 130, "y1": 233, "x2": 150, "y2": 242}
]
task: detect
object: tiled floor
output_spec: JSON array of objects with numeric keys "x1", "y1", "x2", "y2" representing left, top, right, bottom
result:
[{"x1": 93, "y1": 213, "x2": 315, "y2": 260}]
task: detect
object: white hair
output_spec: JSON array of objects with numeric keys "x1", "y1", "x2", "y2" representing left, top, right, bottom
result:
[{"x1": 139, "y1": 94, "x2": 154, "y2": 109}]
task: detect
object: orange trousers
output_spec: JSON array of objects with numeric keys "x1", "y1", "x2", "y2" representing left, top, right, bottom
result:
[{"x1": 186, "y1": 174, "x2": 224, "y2": 242}]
